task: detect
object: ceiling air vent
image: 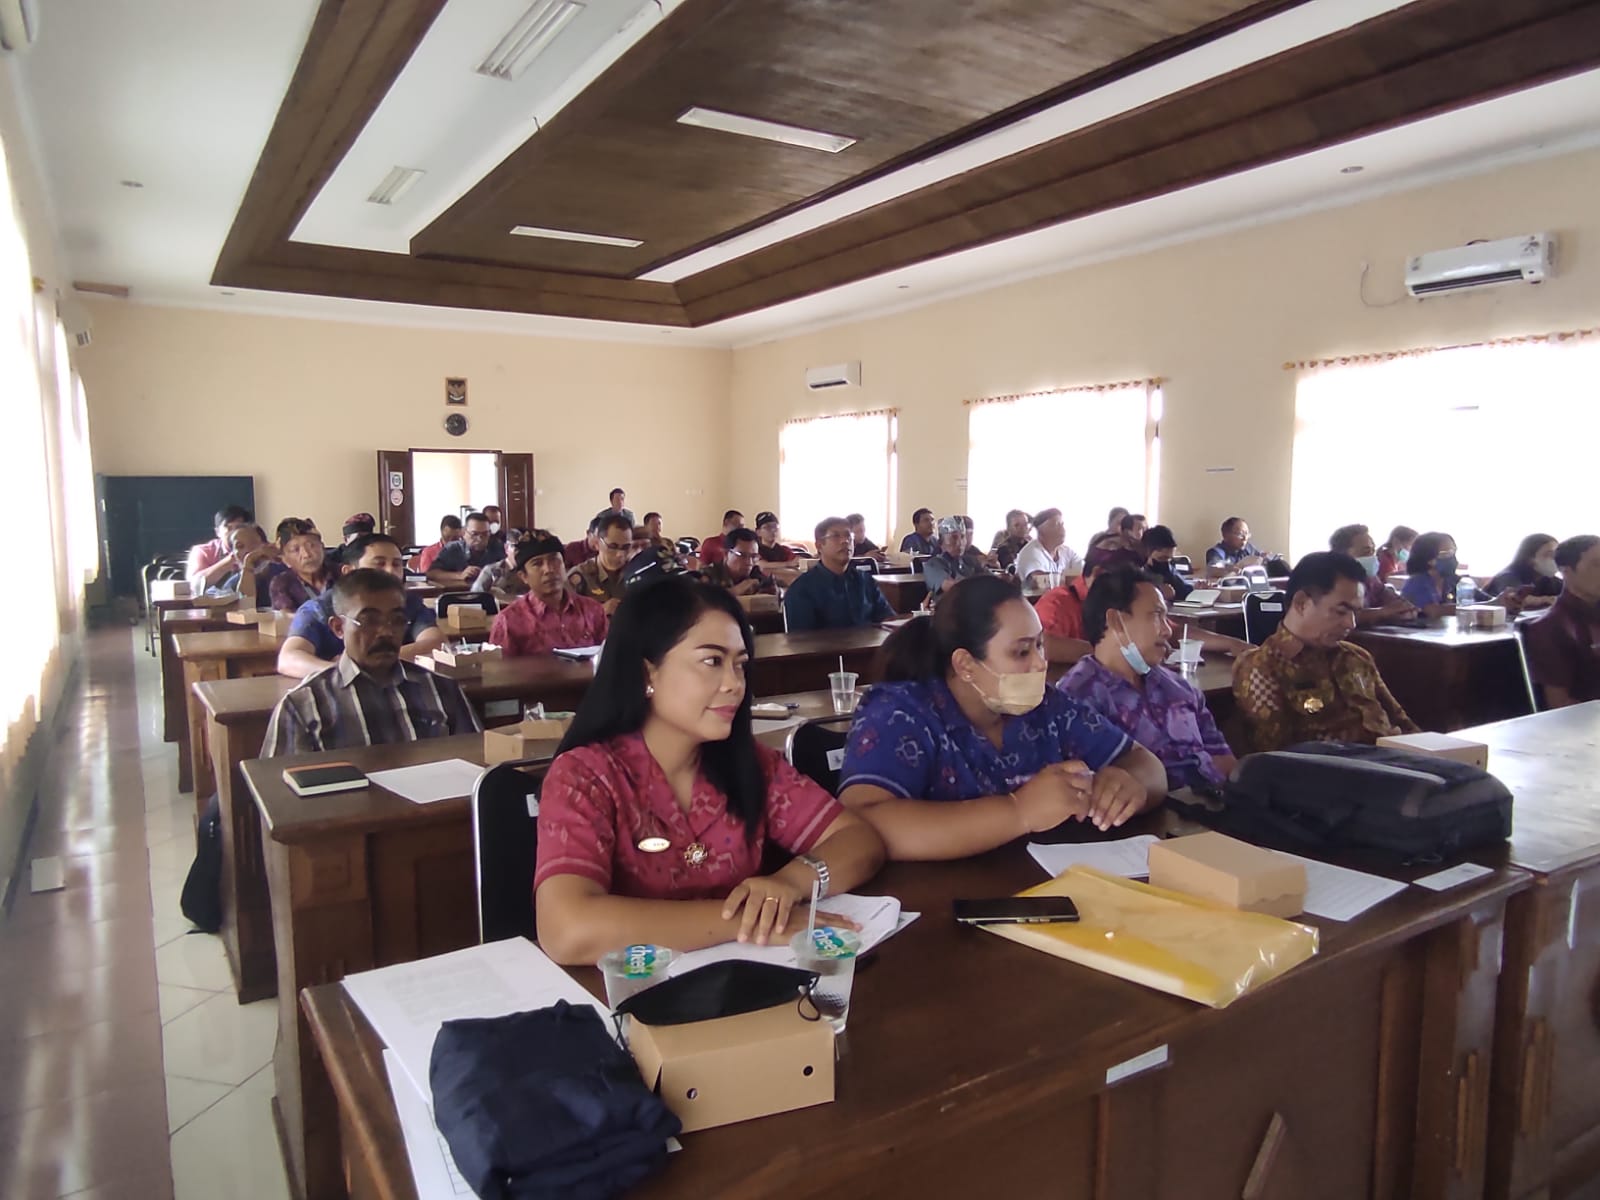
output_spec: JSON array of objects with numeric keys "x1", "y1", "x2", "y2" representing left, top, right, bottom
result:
[{"x1": 476, "y1": 0, "x2": 585, "y2": 82}]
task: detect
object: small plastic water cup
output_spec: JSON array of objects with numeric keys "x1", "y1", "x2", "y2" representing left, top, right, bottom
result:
[
  {"x1": 791, "y1": 927, "x2": 861, "y2": 1033},
  {"x1": 1177, "y1": 638, "x2": 1202, "y2": 668},
  {"x1": 597, "y1": 944, "x2": 674, "y2": 1009},
  {"x1": 829, "y1": 671, "x2": 859, "y2": 714}
]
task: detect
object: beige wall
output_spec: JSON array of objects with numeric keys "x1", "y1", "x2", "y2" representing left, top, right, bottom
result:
[
  {"x1": 727, "y1": 146, "x2": 1600, "y2": 559},
  {"x1": 78, "y1": 303, "x2": 731, "y2": 545}
]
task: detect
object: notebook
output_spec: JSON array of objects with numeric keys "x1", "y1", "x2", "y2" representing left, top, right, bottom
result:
[{"x1": 282, "y1": 762, "x2": 369, "y2": 796}]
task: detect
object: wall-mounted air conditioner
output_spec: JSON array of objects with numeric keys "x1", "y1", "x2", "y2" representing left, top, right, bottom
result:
[
  {"x1": 1404, "y1": 233, "x2": 1554, "y2": 298},
  {"x1": 804, "y1": 362, "x2": 861, "y2": 390}
]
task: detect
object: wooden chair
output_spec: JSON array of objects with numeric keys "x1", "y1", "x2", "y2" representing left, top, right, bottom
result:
[{"x1": 470, "y1": 761, "x2": 542, "y2": 944}]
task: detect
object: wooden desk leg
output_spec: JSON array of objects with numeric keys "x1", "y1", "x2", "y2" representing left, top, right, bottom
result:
[
  {"x1": 209, "y1": 718, "x2": 278, "y2": 1004},
  {"x1": 265, "y1": 829, "x2": 377, "y2": 1200},
  {"x1": 1412, "y1": 902, "x2": 1505, "y2": 1200},
  {"x1": 183, "y1": 661, "x2": 223, "y2": 807},
  {"x1": 160, "y1": 624, "x2": 184, "y2": 744}
]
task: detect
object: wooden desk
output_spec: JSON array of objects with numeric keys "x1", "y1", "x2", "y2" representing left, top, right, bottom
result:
[
  {"x1": 872, "y1": 573, "x2": 926, "y2": 613},
  {"x1": 1462, "y1": 703, "x2": 1600, "y2": 1199},
  {"x1": 173, "y1": 629, "x2": 281, "y2": 803},
  {"x1": 748, "y1": 628, "x2": 888, "y2": 694},
  {"x1": 1169, "y1": 603, "x2": 1248, "y2": 640},
  {"x1": 300, "y1": 840, "x2": 1524, "y2": 1200},
  {"x1": 159, "y1": 605, "x2": 237, "y2": 748},
  {"x1": 1350, "y1": 623, "x2": 1528, "y2": 733}
]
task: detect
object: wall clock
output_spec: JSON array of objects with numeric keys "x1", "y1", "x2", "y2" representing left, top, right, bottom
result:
[{"x1": 444, "y1": 412, "x2": 468, "y2": 437}]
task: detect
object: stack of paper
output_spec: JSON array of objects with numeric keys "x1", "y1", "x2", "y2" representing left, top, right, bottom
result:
[
  {"x1": 1278, "y1": 854, "x2": 1408, "y2": 921},
  {"x1": 1028, "y1": 836, "x2": 1158, "y2": 879},
  {"x1": 666, "y1": 892, "x2": 917, "y2": 977},
  {"x1": 366, "y1": 759, "x2": 486, "y2": 806}
]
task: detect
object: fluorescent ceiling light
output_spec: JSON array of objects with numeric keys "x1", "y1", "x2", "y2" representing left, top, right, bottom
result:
[
  {"x1": 367, "y1": 166, "x2": 426, "y2": 205},
  {"x1": 677, "y1": 107, "x2": 856, "y2": 154},
  {"x1": 476, "y1": 0, "x2": 585, "y2": 82},
  {"x1": 510, "y1": 224, "x2": 643, "y2": 248}
]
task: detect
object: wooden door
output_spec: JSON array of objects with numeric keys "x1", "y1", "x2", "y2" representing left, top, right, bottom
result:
[
  {"x1": 499, "y1": 452, "x2": 535, "y2": 532},
  {"x1": 375, "y1": 450, "x2": 414, "y2": 547}
]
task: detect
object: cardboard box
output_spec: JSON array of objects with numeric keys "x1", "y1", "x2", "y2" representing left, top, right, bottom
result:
[
  {"x1": 226, "y1": 609, "x2": 259, "y2": 626},
  {"x1": 256, "y1": 611, "x2": 295, "y2": 639},
  {"x1": 1459, "y1": 604, "x2": 1507, "y2": 629},
  {"x1": 482, "y1": 715, "x2": 572, "y2": 763},
  {"x1": 445, "y1": 605, "x2": 490, "y2": 633},
  {"x1": 1377, "y1": 731, "x2": 1489, "y2": 770},
  {"x1": 428, "y1": 644, "x2": 502, "y2": 677},
  {"x1": 150, "y1": 580, "x2": 192, "y2": 601},
  {"x1": 628, "y1": 1004, "x2": 834, "y2": 1133},
  {"x1": 1147, "y1": 832, "x2": 1307, "y2": 918},
  {"x1": 736, "y1": 593, "x2": 780, "y2": 614}
]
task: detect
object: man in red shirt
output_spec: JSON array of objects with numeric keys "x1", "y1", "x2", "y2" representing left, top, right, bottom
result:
[
  {"x1": 1037, "y1": 562, "x2": 1102, "y2": 665},
  {"x1": 698, "y1": 510, "x2": 744, "y2": 568},
  {"x1": 490, "y1": 531, "x2": 609, "y2": 656},
  {"x1": 1525, "y1": 534, "x2": 1600, "y2": 708},
  {"x1": 563, "y1": 518, "x2": 601, "y2": 569}
]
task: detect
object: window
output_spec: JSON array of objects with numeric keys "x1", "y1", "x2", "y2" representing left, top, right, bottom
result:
[
  {"x1": 1289, "y1": 333, "x2": 1600, "y2": 568},
  {"x1": 966, "y1": 380, "x2": 1160, "y2": 550},
  {"x1": 778, "y1": 410, "x2": 897, "y2": 547}
]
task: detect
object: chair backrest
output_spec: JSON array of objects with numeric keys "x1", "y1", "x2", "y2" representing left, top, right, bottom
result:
[
  {"x1": 910, "y1": 554, "x2": 931, "y2": 575},
  {"x1": 1170, "y1": 555, "x2": 1193, "y2": 577},
  {"x1": 1243, "y1": 589, "x2": 1288, "y2": 645},
  {"x1": 437, "y1": 590, "x2": 499, "y2": 620},
  {"x1": 847, "y1": 556, "x2": 876, "y2": 576},
  {"x1": 470, "y1": 761, "x2": 543, "y2": 944},
  {"x1": 677, "y1": 536, "x2": 701, "y2": 553},
  {"x1": 1241, "y1": 565, "x2": 1272, "y2": 593},
  {"x1": 1510, "y1": 618, "x2": 1545, "y2": 713},
  {"x1": 784, "y1": 716, "x2": 855, "y2": 794}
]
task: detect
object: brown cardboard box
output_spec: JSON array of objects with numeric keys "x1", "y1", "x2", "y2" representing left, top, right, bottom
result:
[
  {"x1": 482, "y1": 716, "x2": 572, "y2": 763},
  {"x1": 256, "y1": 611, "x2": 295, "y2": 639},
  {"x1": 226, "y1": 609, "x2": 259, "y2": 626},
  {"x1": 628, "y1": 1004, "x2": 834, "y2": 1133},
  {"x1": 1377, "y1": 731, "x2": 1489, "y2": 769},
  {"x1": 446, "y1": 605, "x2": 489, "y2": 633},
  {"x1": 1459, "y1": 604, "x2": 1507, "y2": 629},
  {"x1": 425, "y1": 644, "x2": 502, "y2": 677},
  {"x1": 150, "y1": 580, "x2": 192, "y2": 601},
  {"x1": 736, "y1": 593, "x2": 780, "y2": 615},
  {"x1": 1147, "y1": 832, "x2": 1307, "y2": 918}
]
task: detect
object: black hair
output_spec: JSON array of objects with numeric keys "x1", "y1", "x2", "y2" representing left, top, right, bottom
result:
[
  {"x1": 1285, "y1": 552, "x2": 1368, "y2": 607},
  {"x1": 1107, "y1": 506, "x2": 1129, "y2": 526},
  {"x1": 440, "y1": 515, "x2": 463, "y2": 533},
  {"x1": 514, "y1": 529, "x2": 564, "y2": 570},
  {"x1": 844, "y1": 512, "x2": 865, "y2": 525},
  {"x1": 1555, "y1": 534, "x2": 1599, "y2": 570},
  {"x1": 1119, "y1": 512, "x2": 1146, "y2": 534},
  {"x1": 1406, "y1": 531, "x2": 1452, "y2": 576},
  {"x1": 1142, "y1": 524, "x2": 1177, "y2": 552},
  {"x1": 1221, "y1": 516, "x2": 1245, "y2": 535},
  {"x1": 215, "y1": 505, "x2": 253, "y2": 528},
  {"x1": 814, "y1": 515, "x2": 848, "y2": 543},
  {"x1": 1032, "y1": 507, "x2": 1061, "y2": 527},
  {"x1": 643, "y1": 511, "x2": 661, "y2": 524},
  {"x1": 342, "y1": 532, "x2": 402, "y2": 563},
  {"x1": 912, "y1": 507, "x2": 933, "y2": 524},
  {"x1": 882, "y1": 575, "x2": 1025, "y2": 683},
  {"x1": 1509, "y1": 533, "x2": 1557, "y2": 572},
  {"x1": 726, "y1": 527, "x2": 758, "y2": 550},
  {"x1": 1005, "y1": 508, "x2": 1028, "y2": 524},
  {"x1": 1381, "y1": 525, "x2": 1417, "y2": 552},
  {"x1": 482, "y1": 504, "x2": 501, "y2": 514},
  {"x1": 557, "y1": 576, "x2": 766, "y2": 839},
  {"x1": 722, "y1": 509, "x2": 743, "y2": 524},
  {"x1": 464, "y1": 511, "x2": 489, "y2": 526},
  {"x1": 598, "y1": 513, "x2": 633, "y2": 539},
  {"x1": 1328, "y1": 523, "x2": 1370, "y2": 555},
  {"x1": 610, "y1": 488, "x2": 625, "y2": 501},
  {"x1": 331, "y1": 567, "x2": 405, "y2": 616},
  {"x1": 1082, "y1": 567, "x2": 1162, "y2": 646},
  {"x1": 275, "y1": 517, "x2": 318, "y2": 548}
]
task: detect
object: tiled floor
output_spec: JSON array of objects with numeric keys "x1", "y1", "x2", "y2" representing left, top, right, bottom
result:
[{"x1": 0, "y1": 628, "x2": 291, "y2": 1200}]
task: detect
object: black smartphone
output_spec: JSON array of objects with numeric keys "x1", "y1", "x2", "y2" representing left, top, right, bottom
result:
[{"x1": 952, "y1": 896, "x2": 1081, "y2": 926}]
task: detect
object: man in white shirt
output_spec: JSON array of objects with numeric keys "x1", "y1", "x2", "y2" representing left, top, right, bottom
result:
[{"x1": 1015, "y1": 507, "x2": 1084, "y2": 589}]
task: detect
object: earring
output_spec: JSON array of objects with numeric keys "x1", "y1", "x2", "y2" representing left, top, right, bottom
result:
[{"x1": 645, "y1": 684, "x2": 655, "y2": 697}]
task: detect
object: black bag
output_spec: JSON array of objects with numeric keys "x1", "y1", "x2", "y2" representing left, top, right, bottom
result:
[
  {"x1": 1194, "y1": 742, "x2": 1512, "y2": 864},
  {"x1": 179, "y1": 792, "x2": 223, "y2": 932},
  {"x1": 614, "y1": 961, "x2": 819, "y2": 1027}
]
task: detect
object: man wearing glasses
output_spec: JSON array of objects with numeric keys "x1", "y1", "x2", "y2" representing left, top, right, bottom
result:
[
  {"x1": 568, "y1": 513, "x2": 633, "y2": 614},
  {"x1": 702, "y1": 527, "x2": 777, "y2": 596},
  {"x1": 262, "y1": 569, "x2": 480, "y2": 756},
  {"x1": 783, "y1": 516, "x2": 896, "y2": 632}
]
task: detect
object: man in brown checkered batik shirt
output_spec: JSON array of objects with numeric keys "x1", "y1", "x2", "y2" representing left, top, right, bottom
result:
[{"x1": 1233, "y1": 552, "x2": 1417, "y2": 753}]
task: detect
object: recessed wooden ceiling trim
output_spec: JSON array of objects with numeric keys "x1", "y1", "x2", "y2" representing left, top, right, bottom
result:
[{"x1": 214, "y1": 0, "x2": 1600, "y2": 329}]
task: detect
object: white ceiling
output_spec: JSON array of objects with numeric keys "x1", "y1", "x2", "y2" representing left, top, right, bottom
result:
[{"x1": 12, "y1": 0, "x2": 1600, "y2": 350}]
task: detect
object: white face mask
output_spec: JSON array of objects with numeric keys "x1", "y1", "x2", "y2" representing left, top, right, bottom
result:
[
  {"x1": 1534, "y1": 557, "x2": 1559, "y2": 578},
  {"x1": 1354, "y1": 554, "x2": 1380, "y2": 579},
  {"x1": 970, "y1": 658, "x2": 1047, "y2": 716}
]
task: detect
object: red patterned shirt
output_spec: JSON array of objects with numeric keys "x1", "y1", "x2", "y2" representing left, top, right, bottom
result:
[
  {"x1": 1035, "y1": 574, "x2": 1091, "y2": 640},
  {"x1": 489, "y1": 589, "x2": 608, "y2": 657},
  {"x1": 535, "y1": 733, "x2": 843, "y2": 900}
]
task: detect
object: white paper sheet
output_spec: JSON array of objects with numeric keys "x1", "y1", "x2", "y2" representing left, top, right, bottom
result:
[
  {"x1": 384, "y1": 1049, "x2": 475, "y2": 1199},
  {"x1": 1028, "y1": 836, "x2": 1159, "y2": 879},
  {"x1": 552, "y1": 645, "x2": 603, "y2": 661},
  {"x1": 750, "y1": 714, "x2": 808, "y2": 734},
  {"x1": 1412, "y1": 862, "x2": 1495, "y2": 892},
  {"x1": 343, "y1": 938, "x2": 608, "y2": 1103},
  {"x1": 366, "y1": 759, "x2": 486, "y2": 806},
  {"x1": 1279, "y1": 854, "x2": 1408, "y2": 921},
  {"x1": 665, "y1": 893, "x2": 916, "y2": 977}
]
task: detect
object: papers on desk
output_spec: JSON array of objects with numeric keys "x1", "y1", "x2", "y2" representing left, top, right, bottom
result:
[
  {"x1": 342, "y1": 938, "x2": 607, "y2": 1103},
  {"x1": 552, "y1": 645, "x2": 603, "y2": 662},
  {"x1": 1279, "y1": 854, "x2": 1408, "y2": 921},
  {"x1": 1029, "y1": 836, "x2": 1158, "y2": 880},
  {"x1": 666, "y1": 893, "x2": 916, "y2": 978},
  {"x1": 1412, "y1": 862, "x2": 1494, "y2": 891},
  {"x1": 366, "y1": 759, "x2": 485, "y2": 806},
  {"x1": 384, "y1": 1050, "x2": 475, "y2": 1199}
]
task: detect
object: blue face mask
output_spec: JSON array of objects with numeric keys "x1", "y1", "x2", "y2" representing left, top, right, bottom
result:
[
  {"x1": 1116, "y1": 621, "x2": 1153, "y2": 676},
  {"x1": 1435, "y1": 554, "x2": 1459, "y2": 575}
]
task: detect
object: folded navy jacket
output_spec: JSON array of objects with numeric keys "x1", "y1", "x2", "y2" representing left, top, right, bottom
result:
[{"x1": 429, "y1": 1000, "x2": 681, "y2": 1200}]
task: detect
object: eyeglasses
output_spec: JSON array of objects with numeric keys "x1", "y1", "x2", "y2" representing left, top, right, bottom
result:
[
  {"x1": 821, "y1": 532, "x2": 855, "y2": 544},
  {"x1": 346, "y1": 612, "x2": 410, "y2": 634},
  {"x1": 600, "y1": 541, "x2": 632, "y2": 552}
]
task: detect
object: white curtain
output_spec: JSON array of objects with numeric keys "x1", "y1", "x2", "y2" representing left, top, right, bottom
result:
[
  {"x1": 779, "y1": 410, "x2": 897, "y2": 547},
  {"x1": 967, "y1": 382, "x2": 1158, "y2": 550},
  {"x1": 1289, "y1": 336, "x2": 1600, "y2": 568}
]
